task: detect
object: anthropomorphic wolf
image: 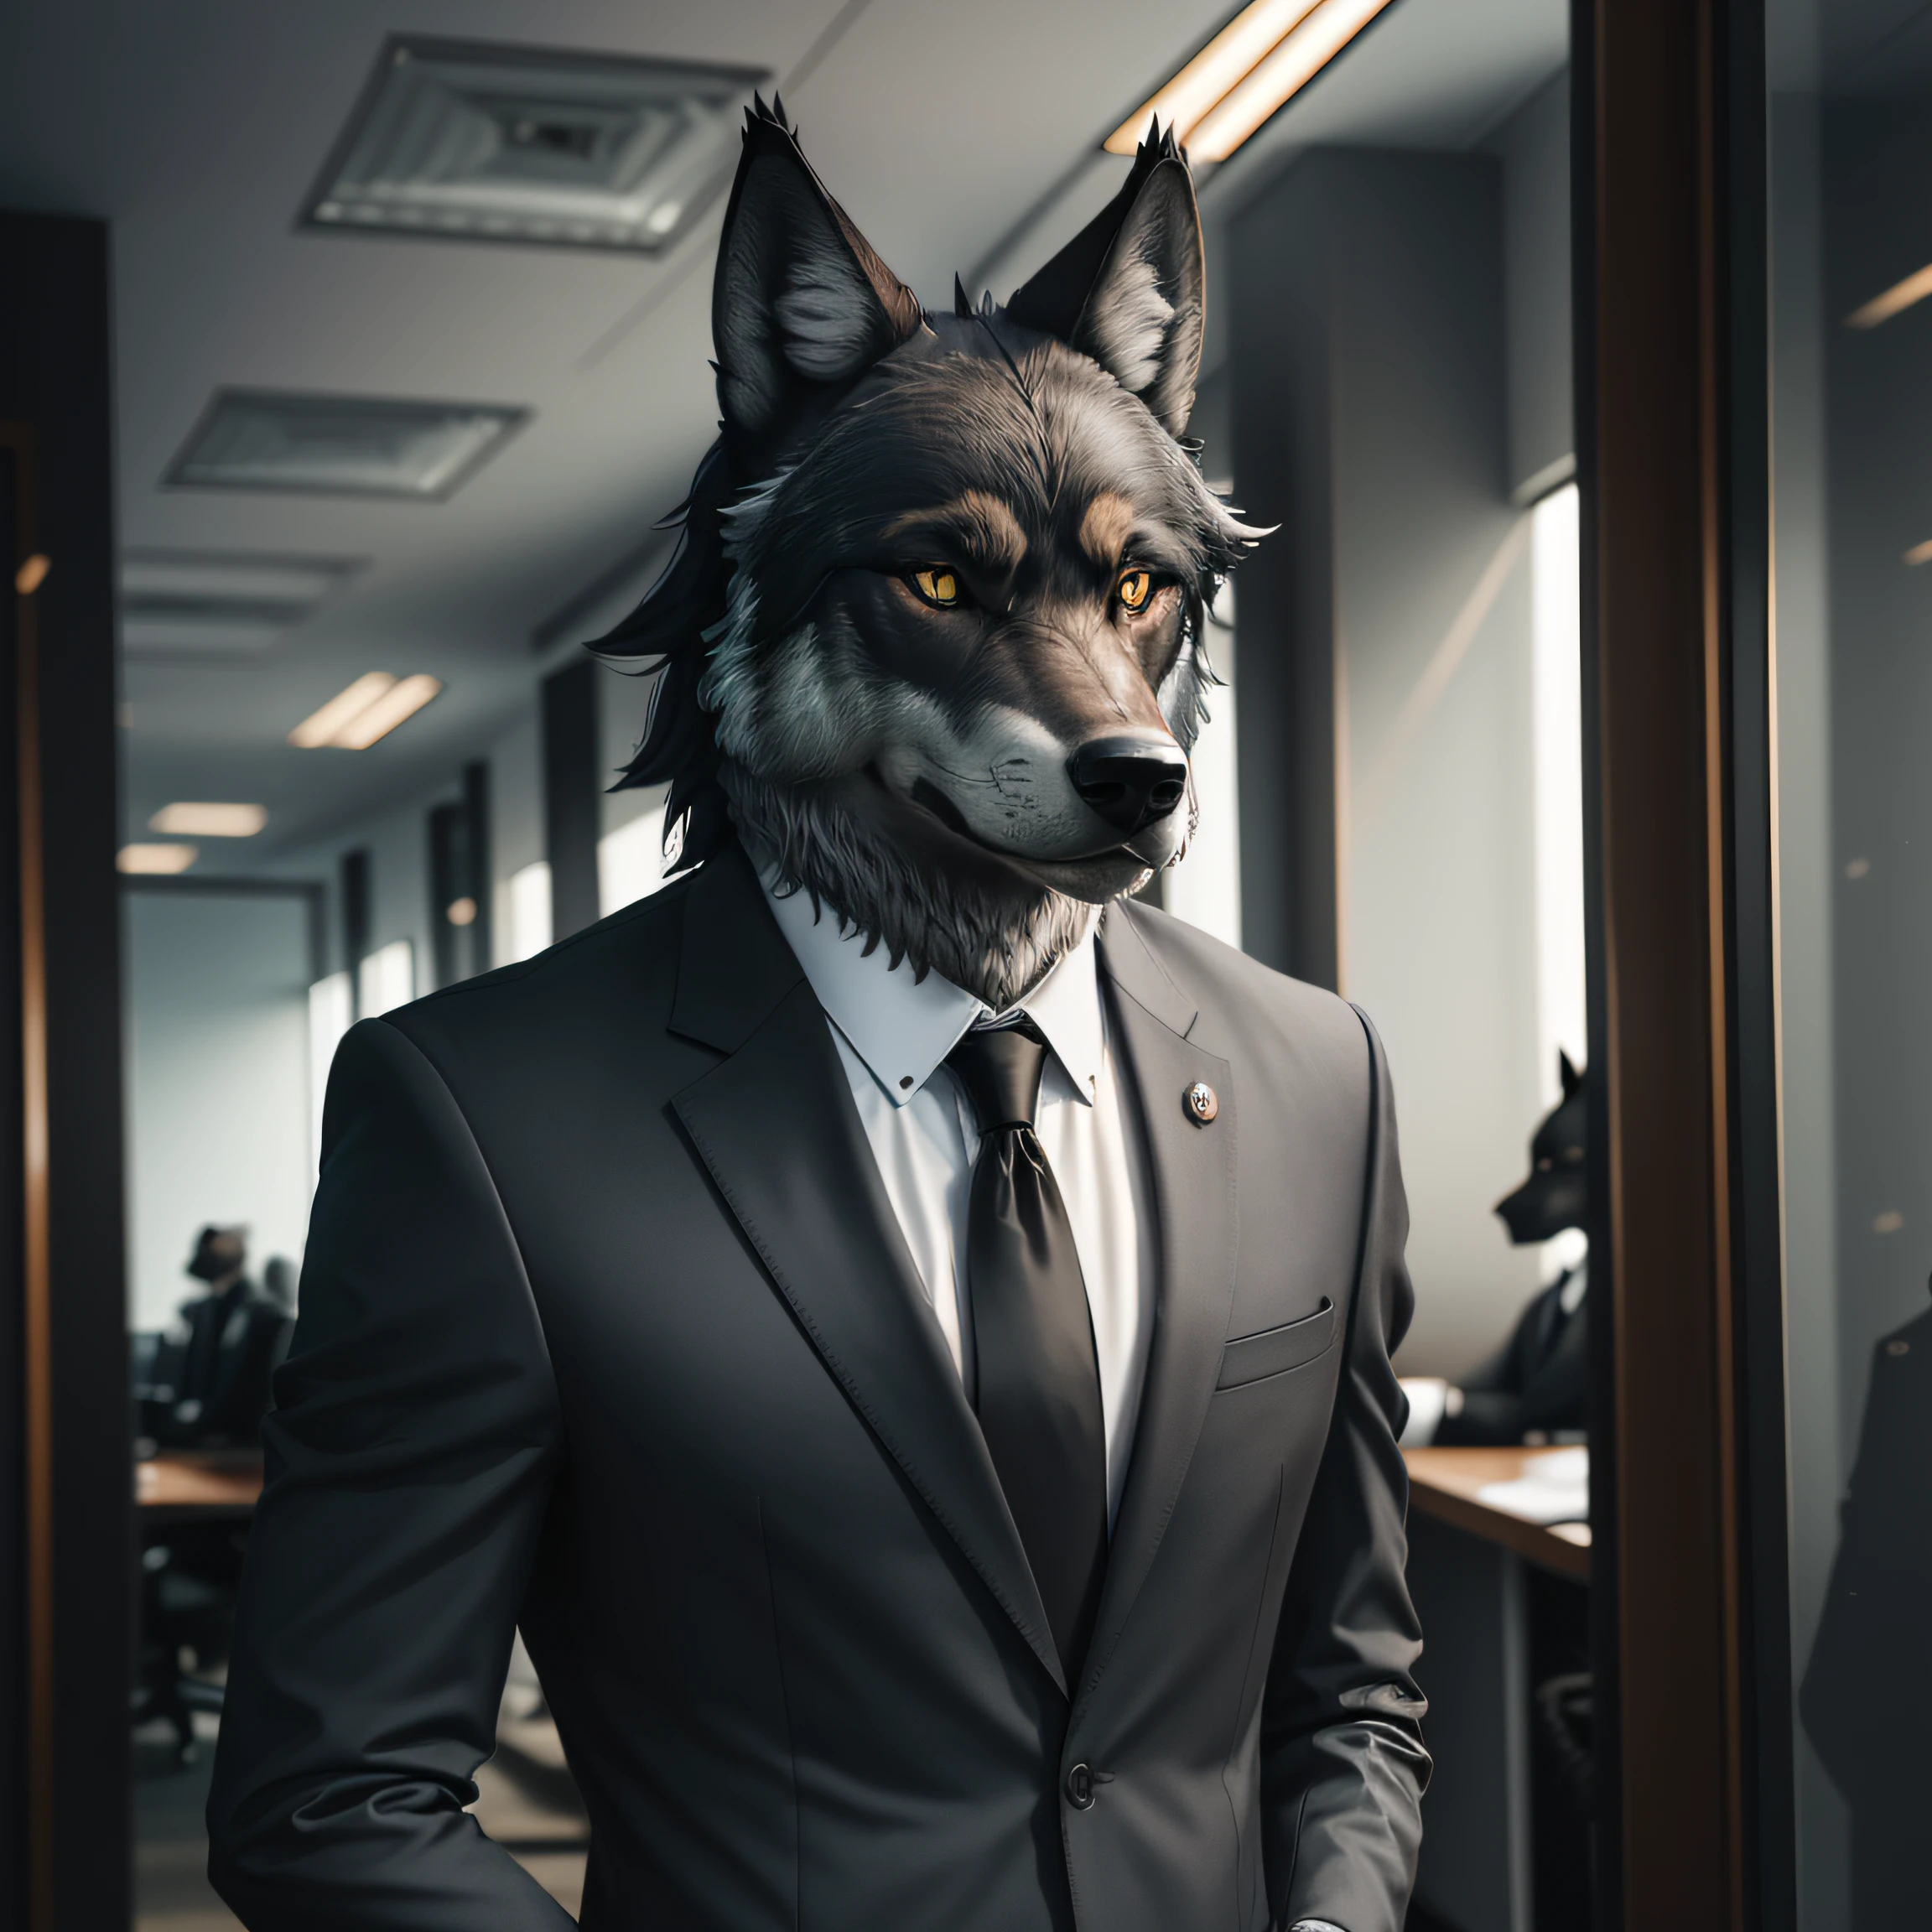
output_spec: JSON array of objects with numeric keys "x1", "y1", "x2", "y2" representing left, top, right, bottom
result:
[
  {"x1": 210, "y1": 106, "x2": 1428, "y2": 1932},
  {"x1": 1401, "y1": 1054, "x2": 1590, "y2": 1448}
]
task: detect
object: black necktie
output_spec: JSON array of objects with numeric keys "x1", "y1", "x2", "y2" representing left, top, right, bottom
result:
[{"x1": 945, "y1": 1021, "x2": 1109, "y2": 1675}]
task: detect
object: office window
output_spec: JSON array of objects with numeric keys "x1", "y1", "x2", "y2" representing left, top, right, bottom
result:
[
  {"x1": 307, "y1": 970, "x2": 352, "y2": 1177},
  {"x1": 597, "y1": 802, "x2": 670, "y2": 917},
  {"x1": 1530, "y1": 481, "x2": 1587, "y2": 1277},
  {"x1": 506, "y1": 860, "x2": 553, "y2": 963},
  {"x1": 356, "y1": 938, "x2": 415, "y2": 1017}
]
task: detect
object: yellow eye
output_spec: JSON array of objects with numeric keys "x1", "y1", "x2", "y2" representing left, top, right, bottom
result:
[
  {"x1": 912, "y1": 567, "x2": 958, "y2": 608},
  {"x1": 1116, "y1": 567, "x2": 1155, "y2": 613}
]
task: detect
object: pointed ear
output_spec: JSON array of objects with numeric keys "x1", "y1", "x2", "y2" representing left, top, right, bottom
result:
[
  {"x1": 713, "y1": 99, "x2": 923, "y2": 449},
  {"x1": 1560, "y1": 1050, "x2": 1582, "y2": 1098},
  {"x1": 1005, "y1": 124, "x2": 1205, "y2": 437}
]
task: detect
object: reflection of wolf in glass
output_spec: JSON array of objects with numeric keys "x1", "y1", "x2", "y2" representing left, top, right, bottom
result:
[
  {"x1": 210, "y1": 105, "x2": 1428, "y2": 1932},
  {"x1": 1801, "y1": 1281, "x2": 1932, "y2": 1929}
]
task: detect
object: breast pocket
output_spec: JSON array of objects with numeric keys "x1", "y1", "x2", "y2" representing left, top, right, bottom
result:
[{"x1": 1216, "y1": 1298, "x2": 1337, "y2": 1390}]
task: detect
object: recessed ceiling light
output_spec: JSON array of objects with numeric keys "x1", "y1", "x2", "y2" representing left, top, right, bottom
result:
[
  {"x1": 167, "y1": 390, "x2": 527, "y2": 501},
  {"x1": 1107, "y1": 1, "x2": 1320, "y2": 153},
  {"x1": 332, "y1": 674, "x2": 442, "y2": 749},
  {"x1": 303, "y1": 36, "x2": 769, "y2": 257},
  {"x1": 1906, "y1": 538, "x2": 1932, "y2": 566},
  {"x1": 288, "y1": 672, "x2": 443, "y2": 750},
  {"x1": 1847, "y1": 264, "x2": 1932, "y2": 330},
  {"x1": 148, "y1": 802, "x2": 268, "y2": 838},
  {"x1": 1107, "y1": 0, "x2": 1397, "y2": 164},
  {"x1": 117, "y1": 843, "x2": 198, "y2": 875},
  {"x1": 290, "y1": 673, "x2": 397, "y2": 748},
  {"x1": 14, "y1": 553, "x2": 50, "y2": 595}
]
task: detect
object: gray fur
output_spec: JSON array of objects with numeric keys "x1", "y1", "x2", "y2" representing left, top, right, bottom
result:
[
  {"x1": 1085, "y1": 247, "x2": 1176, "y2": 397},
  {"x1": 595, "y1": 111, "x2": 1260, "y2": 1011},
  {"x1": 727, "y1": 764, "x2": 1105, "y2": 1014},
  {"x1": 776, "y1": 255, "x2": 886, "y2": 382}
]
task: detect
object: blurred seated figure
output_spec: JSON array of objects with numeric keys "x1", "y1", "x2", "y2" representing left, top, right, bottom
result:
[
  {"x1": 135, "y1": 1233, "x2": 297, "y2": 1760},
  {"x1": 1401, "y1": 1055, "x2": 1588, "y2": 1447},
  {"x1": 1800, "y1": 1280, "x2": 1932, "y2": 1929},
  {"x1": 260, "y1": 1252, "x2": 299, "y2": 1317},
  {"x1": 142, "y1": 1225, "x2": 293, "y2": 1450}
]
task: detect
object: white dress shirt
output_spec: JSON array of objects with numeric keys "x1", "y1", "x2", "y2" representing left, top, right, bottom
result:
[
  {"x1": 763, "y1": 880, "x2": 1156, "y2": 1525},
  {"x1": 771, "y1": 885, "x2": 1355, "y2": 1932}
]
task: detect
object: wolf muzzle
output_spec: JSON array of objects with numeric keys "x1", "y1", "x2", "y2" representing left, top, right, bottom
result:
[{"x1": 1068, "y1": 732, "x2": 1189, "y2": 838}]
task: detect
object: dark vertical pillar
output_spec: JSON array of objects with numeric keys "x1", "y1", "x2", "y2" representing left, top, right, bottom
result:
[
  {"x1": 463, "y1": 759, "x2": 492, "y2": 974},
  {"x1": 340, "y1": 849, "x2": 369, "y2": 1015},
  {"x1": 1228, "y1": 150, "x2": 1509, "y2": 994},
  {"x1": 0, "y1": 210, "x2": 129, "y2": 1932},
  {"x1": 542, "y1": 659, "x2": 600, "y2": 942},
  {"x1": 427, "y1": 802, "x2": 465, "y2": 991},
  {"x1": 1228, "y1": 166, "x2": 1336, "y2": 984}
]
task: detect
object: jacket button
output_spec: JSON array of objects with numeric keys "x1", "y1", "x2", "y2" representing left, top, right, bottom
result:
[{"x1": 1066, "y1": 1762, "x2": 1095, "y2": 1810}]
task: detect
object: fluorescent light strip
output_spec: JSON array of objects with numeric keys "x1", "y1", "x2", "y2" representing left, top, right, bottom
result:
[
  {"x1": 330, "y1": 673, "x2": 442, "y2": 749},
  {"x1": 1106, "y1": 0, "x2": 1321, "y2": 155},
  {"x1": 289, "y1": 673, "x2": 396, "y2": 748},
  {"x1": 149, "y1": 802, "x2": 267, "y2": 838},
  {"x1": 118, "y1": 843, "x2": 198, "y2": 875},
  {"x1": 1186, "y1": 0, "x2": 1397, "y2": 161},
  {"x1": 1847, "y1": 264, "x2": 1932, "y2": 330}
]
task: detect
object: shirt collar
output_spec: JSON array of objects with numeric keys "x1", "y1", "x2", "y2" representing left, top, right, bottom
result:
[{"x1": 761, "y1": 870, "x2": 1102, "y2": 1109}]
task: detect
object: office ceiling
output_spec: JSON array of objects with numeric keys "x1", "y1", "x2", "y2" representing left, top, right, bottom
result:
[{"x1": 0, "y1": 0, "x2": 1565, "y2": 869}]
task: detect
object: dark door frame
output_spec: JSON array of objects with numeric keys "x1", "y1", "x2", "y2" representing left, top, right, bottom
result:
[
  {"x1": 2, "y1": 209, "x2": 131, "y2": 1932},
  {"x1": 1575, "y1": 1, "x2": 1792, "y2": 1924}
]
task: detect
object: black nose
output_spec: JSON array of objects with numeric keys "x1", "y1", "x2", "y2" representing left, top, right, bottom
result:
[{"x1": 1067, "y1": 734, "x2": 1189, "y2": 836}]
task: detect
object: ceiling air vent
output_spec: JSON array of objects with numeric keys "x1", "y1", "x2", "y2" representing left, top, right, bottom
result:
[
  {"x1": 302, "y1": 36, "x2": 769, "y2": 254},
  {"x1": 119, "y1": 551, "x2": 364, "y2": 660},
  {"x1": 166, "y1": 390, "x2": 527, "y2": 500}
]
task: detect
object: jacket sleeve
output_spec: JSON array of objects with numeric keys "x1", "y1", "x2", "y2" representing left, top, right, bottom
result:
[
  {"x1": 1259, "y1": 1010, "x2": 1431, "y2": 1932},
  {"x1": 207, "y1": 1017, "x2": 574, "y2": 1931}
]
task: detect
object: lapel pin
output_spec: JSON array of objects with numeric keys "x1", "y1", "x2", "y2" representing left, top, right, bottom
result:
[{"x1": 1183, "y1": 1081, "x2": 1218, "y2": 1125}]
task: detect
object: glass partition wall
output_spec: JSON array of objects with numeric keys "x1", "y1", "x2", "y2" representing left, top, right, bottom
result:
[{"x1": 1766, "y1": 5, "x2": 1932, "y2": 1925}]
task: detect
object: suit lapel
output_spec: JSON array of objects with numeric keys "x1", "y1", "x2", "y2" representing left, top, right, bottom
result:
[
  {"x1": 668, "y1": 851, "x2": 1066, "y2": 1696},
  {"x1": 1082, "y1": 905, "x2": 1239, "y2": 1708}
]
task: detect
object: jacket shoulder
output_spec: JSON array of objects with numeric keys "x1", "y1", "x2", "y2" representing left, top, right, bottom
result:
[
  {"x1": 384, "y1": 870, "x2": 697, "y2": 1054},
  {"x1": 1109, "y1": 898, "x2": 1371, "y2": 1072}
]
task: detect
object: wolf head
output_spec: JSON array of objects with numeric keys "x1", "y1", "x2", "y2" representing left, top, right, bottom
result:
[
  {"x1": 596, "y1": 101, "x2": 1259, "y2": 1009},
  {"x1": 1494, "y1": 1052, "x2": 1588, "y2": 1246}
]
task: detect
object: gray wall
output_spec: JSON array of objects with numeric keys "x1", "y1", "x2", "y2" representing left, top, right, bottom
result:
[
  {"x1": 122, "y1": 888, "x2": 313, "y2": 1331},
  {"x1": 1229, "y1": 149, "x2": 1550, "y2": 1377}
]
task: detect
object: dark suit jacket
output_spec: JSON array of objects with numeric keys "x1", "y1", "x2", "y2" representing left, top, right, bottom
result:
[
  {"x1": 208, "y1": 844, "x2": 1428, "y2": 1932},
  {"x1": 1436, "y1": 1266, "x2": 1587, "y2": 1446},
  {"x1": 1800, "y1": 1301, "x2": 1932, "y2": 1927}
]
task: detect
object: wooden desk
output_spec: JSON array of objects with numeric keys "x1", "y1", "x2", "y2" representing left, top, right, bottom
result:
[
  {"x1": 137, "y1": 1450, "x2": 263, "y2": 1523},
  {"x1": 1402, "y1": 1445, "x2": 1591, "y2": 1932},
  {"x1": 1405, "y1": 1446, "x2": 1592, "y2": 1581}
]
